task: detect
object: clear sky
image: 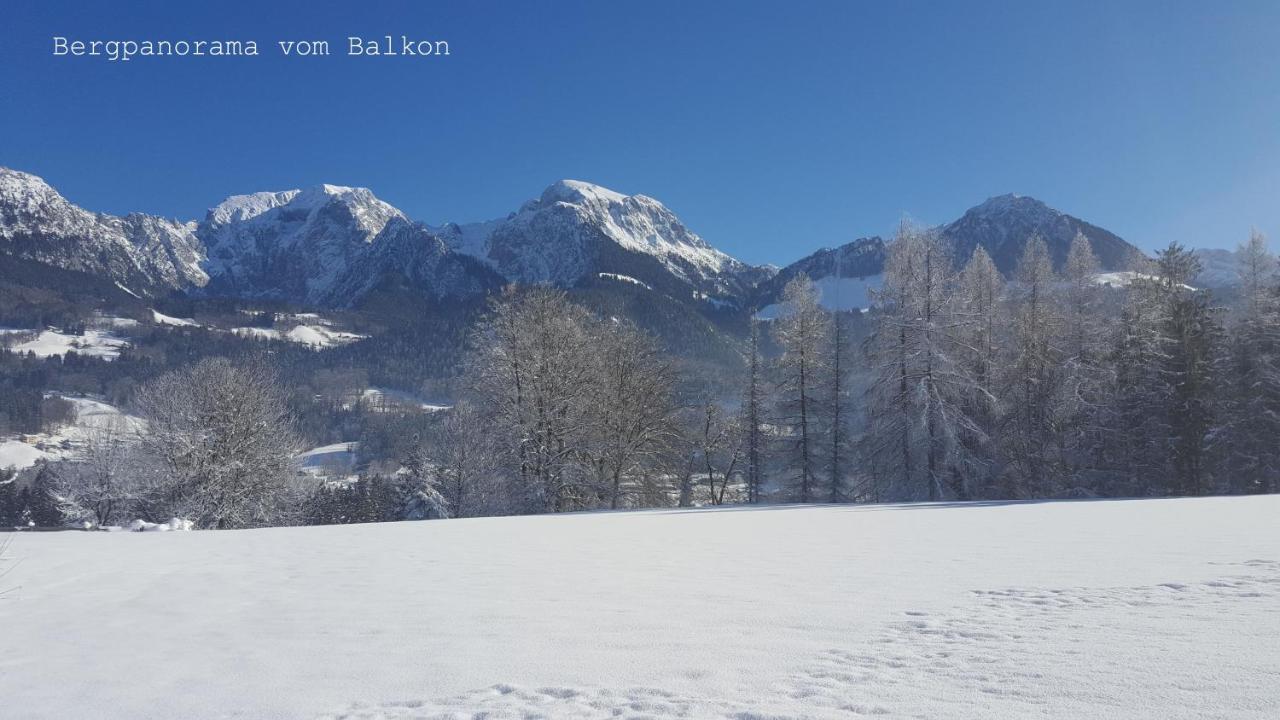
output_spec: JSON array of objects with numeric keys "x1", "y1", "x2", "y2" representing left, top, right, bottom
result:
[{"x1": 2, "y1": 1, "x2": 1277, "y2": 265}]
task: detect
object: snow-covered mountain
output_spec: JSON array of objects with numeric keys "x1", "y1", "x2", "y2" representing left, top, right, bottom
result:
[
  {"x1": 435, "y1": 180, "x2": 761, "y2": 304},
  {"x1": 197, "y1": 184, "x2": 408, "y2": 303},
  {"x1": 0, "y1": 167, "x2": 1158, "y2": 315},
  {"x1": 320, "y1": 217, "x2": 504, "y2": 304},
  {"x1": 1191, "y1": 247, "x2": 1244, "y2": 289},
  {"x1": 941, "y1": 194, "x2": 1145, "y2": 276},
  {"x1": 0, "y1": 168, "x2": 206, "y2": 295},
  {"x1": 756, "y1": 196, "x2": 1149, "y2": 313},
  {"x1": 751, "y1": 236, "x2": 886, "y2": 313}
]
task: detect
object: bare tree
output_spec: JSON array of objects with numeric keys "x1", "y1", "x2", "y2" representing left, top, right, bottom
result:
[
  {"x1": 742, "y1": 319, "x2": 767, "y2": 504},
  {"x1": 414, "y1": 400, "x2": 503, "y2": 518},
  {"x1": 998, "y1": 235, "x2": 1067, "y2": 497},
  {"x1": 690, "y1": 400, "x2": 744, "y2": 505},
  {"x1": 772, "y1": 274, "x2": 831, "y2": 502},
  {"x1": 468, "y1": 287, "x2": 599, "y2": 512},
  {"x1": 952, "y1": 246, "x2": 1004, "y2": 498},
  {"x1": 864, "y1": 222, "x2": 980, "y2": 501},
  {"x1": 585, "y1": 319, "x2": 681, "y2": 510},
  {"x1": 51, "y1": 420, "x2": 142, "y2": 527},
  {"x1": 134, "y1": 357, "x2": 301, "y2": 529}
]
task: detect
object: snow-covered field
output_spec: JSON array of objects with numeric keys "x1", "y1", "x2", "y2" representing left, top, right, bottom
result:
[
  {"x1": 0, "y1": 396, "x2": 144, "y2": 470},
  {"x1": 0, "y1": 496, "x2": 1276, "y2": 719},
  {"x1": 2, "y1": 328, "x2": 129, "y2": 359}
]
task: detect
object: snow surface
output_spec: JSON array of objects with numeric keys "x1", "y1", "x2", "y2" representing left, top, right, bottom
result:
[
  {"x1": 232, "y1": 324, "x2": 365, "y2": 348},
  {"x1": 0, "y1": 396, "x2": 145, "y2": 470},
  {"x1": 0, "y1": 440, "x2": 44, "y2": 471},
  {"x1": 1, "y1": 496, "x2": 1277, "y2": 719},
  {"x1": 597, "y1": 272, "x2": 653, "y2": 291},
  {"x1": 1092, "y1": 271, "x2": 1197, "y2": 291},
  {"x1": 757, "y1": 274, "x2": 884, "y2": 319},
  {"x1": 297, "y1": 441, "x2": 361, "y2": 480},
  {"x1": 151, "y1": 310, "x2": 198, "y2": 327},
  {"x1": 5, "y1": 329, "x2": 128, "y2": 360},
  {"x1": 357, "y1": 387, "x2": 451, "y2": 413}
]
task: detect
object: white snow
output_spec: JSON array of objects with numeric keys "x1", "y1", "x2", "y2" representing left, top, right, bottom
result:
[
  {"x1": 1, "y1": 496, "x2": 1276, "y2": 719},
  {"x1": 127, "y1": 517, "x2": 194, "y2": 532},
  {"x1": 285, "y1": 324, "x2": 365, "y2": 348},
  {"x1": 0, "y1": 395, "x2": 145, "y2": 470},
  {"x1": 757, "y1": 274, "x2": 884, "y2": 319},
  {"x1": 5, "y1": 329, "x2": 128, "y2": 360},
  {"x1": 445, "y1": 180, "x2": 747, "y2": 288},
  {"x1": 297, "y1": 441, "x2": 361, "y2": 482},
  {"x1": 357, "y1": 388, "x2": 451, "y2": 413},
  {"x1": 232, "y1": 326, "x2": 283, "y2": 341},
  {"x1": 151, "y1": 310, "x2": 198, "y2": 327},
  {"x1": 233, "y1": 323, "x2": 365, "y2": 348},
  {"x1": 0, "y1": 440, "x2": 44, "y2": 471},
  {"x1": 1092, "y1": 271, "x2": 1196, "y2": 291},
  {"x1": 597, "y1": 272, "x2": 653, "y2": 290}
]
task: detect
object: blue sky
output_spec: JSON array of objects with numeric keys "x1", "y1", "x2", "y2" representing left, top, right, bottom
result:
[{"x1": 2, "y1": 1, "x2": 1277, "y2": 265}]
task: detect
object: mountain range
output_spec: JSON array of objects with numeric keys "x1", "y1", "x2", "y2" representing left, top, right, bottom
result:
[{"x1": 0, "y1": 166, "x2": 1158, "y2": 315}]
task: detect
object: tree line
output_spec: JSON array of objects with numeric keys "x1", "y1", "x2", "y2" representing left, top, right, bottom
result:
[{"x1": 6, "y1": 227, "x2": 1279, "y2": 529}]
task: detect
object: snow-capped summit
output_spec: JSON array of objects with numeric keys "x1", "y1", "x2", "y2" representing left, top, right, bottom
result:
[
  {"x1": 438, "y1": 179, "x2": 753, "y2": 302},
  {"x1": 0, "y1": 167, "x2": 207, "y2": 294},
  {"x1": 538, "y1": 178, "x2": 630, "y2": 206},
  {"x1": 198, "y1": 183, "x2": 407, "y2": 303}
]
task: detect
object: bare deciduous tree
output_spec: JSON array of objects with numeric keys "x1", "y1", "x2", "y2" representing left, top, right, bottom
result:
[
  {"x1": 135, "y1": 357, "x2": 300, "y2": 529},
  {"x1": 51, "y1": 420, "x2": 142, "y2": 527}
]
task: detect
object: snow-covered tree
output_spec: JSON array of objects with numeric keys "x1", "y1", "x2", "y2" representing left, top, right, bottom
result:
[
  {"x1": 134, "y1": 357, "x2": 300, "y2": 529},
  {"x1": 51, "y1": 421, "x2": 142, "y2": 527},
  {"x1": 952, "y1": 246, "x2": 1003, "y2": 498},
  {"x1": 1059, "y1": 233, "x2": 1110, "y2": 490},
  {"x1": 1156, "y1": 243, "x2": 1222, "y2": 496},
  {"x1": 826, "y1": 309, "x2": 852, "y2": 502},
  {"x1": 998, "y1": 235, "x2": 1066, "y2": 497},
  {"x1": 742, "y1": 318, "x2": 767, "y2": 504},
  {"x1": 690, "y1": 400, "x2": 744, "y2": 505},
  {"x1": 468, "y1": 287, "x2": 598, "y2": 512},
  {"x1": 771, "y1": 274, "x2": 831, "y2": 502},
  {"x1": 863, "y1": 222, "x2": 979, "y2": 501},
  {"x1": 412, "y1": 401, "x2": 501, "y2": 518},
  {"x1": 584, "y1": 319, "x2": 680, "y2": 509},
  {"x1": 1218, "y1": 230, "x2": 1280, "y2": 494}
]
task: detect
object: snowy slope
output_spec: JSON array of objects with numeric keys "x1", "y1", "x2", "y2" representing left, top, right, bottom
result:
[
  {"x1": 0, "y1": 395, "x2": 144, "y2": 470},
  {"x1": 4, "y1": 328, "x2": 129, "y2": 360},
  {"x1": 0, "y1": 167, "x2": 207, "y2": 293},
  {"x1": 756, "y1": 274, "x2": 883, "y2": 318},
  {"x1": 437, "y1": 180, "x2": 756, "y2": 303},
  {"x1": 753, "y1": 236, "x2": 887, "y2": 313},
  {"x1": 1, "y1": 496, "x2": 1277, "y2": 719},
  {"x1": 198, "y1": 184, "x2": 408, "y2": 303}
]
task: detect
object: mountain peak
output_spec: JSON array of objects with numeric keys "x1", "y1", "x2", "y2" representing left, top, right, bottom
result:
[
  {"x1": 945, "y1": 195, "x2": 1142, "y2": 274},
  {"x1": 540, "y1": 179, "x2": 629, "y2": 206},
  {"x1": 971, "y1": 193, "x2": 1055, "y2": 216}
]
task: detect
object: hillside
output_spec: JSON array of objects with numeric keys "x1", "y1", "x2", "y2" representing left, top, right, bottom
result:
[{"x1": 1, "y1": 496, "x2": 1276, "y2": 719}]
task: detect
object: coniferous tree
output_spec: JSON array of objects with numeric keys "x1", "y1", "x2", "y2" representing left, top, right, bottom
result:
[
  {"x1": 1156, "y1": 243, "x2": 1222, "y2": 496},
  {"x1": 864, "y1": 223, "x2": 978, "y2": 501},
  {"x1": 999, "y1": 236, "x2": 1066, "y2": 497},
  {"x1": 1060, "y1": 233, "x2": 1108, "y2": 490},
  {"x1": 826, "y1": 309, "x2": 851, "y2": 502},
  {"x1": 953, "y1": 246, "x2": 1003, "y2": 498},
  {"x1": 1219, "y1": 230, "x2": 1280, "y2": 494},
  {"x1": 772, "y1": 274, "x2": 831, "y2": 502}
]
